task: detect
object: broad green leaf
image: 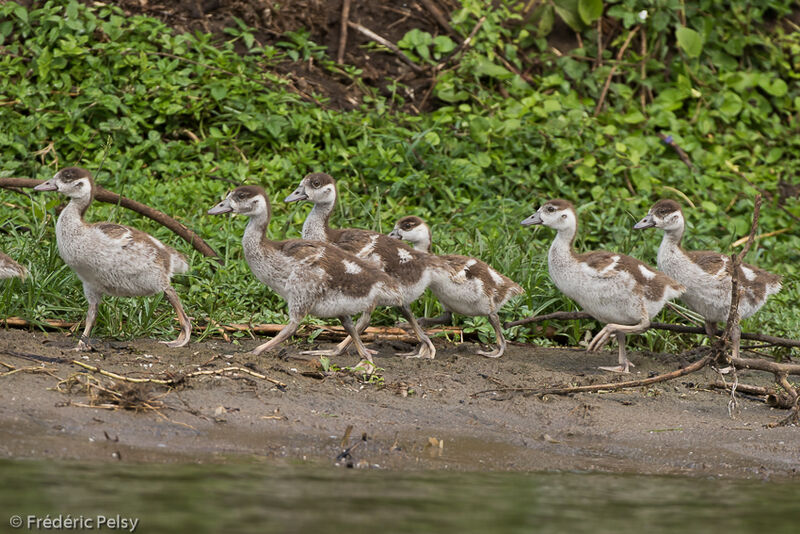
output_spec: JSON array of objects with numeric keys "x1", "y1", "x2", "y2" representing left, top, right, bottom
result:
[
  {"x1": 578, "y1": 0, "x2": 603, "y2": 25},
  {"x1": 473, "y1": 57, "x2": 513, "y2": 80},
  {"x1": 758, "y1": 77, "x2": 788, "y2": 97},
  {"x1": 718, "y1": 92, "x2": 742, "y2": 118},
  {"x1": 538, "y1": 4, "x2": 554, "y2": 36},
  {"x1": 676, "y1": 27, "x2": 703, "y2": 58},
  {"x1": 553, "y1": 0, "x2": 584, "y2": 32}
]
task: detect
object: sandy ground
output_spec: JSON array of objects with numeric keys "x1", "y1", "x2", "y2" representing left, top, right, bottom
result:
[{"x1": 0, "y1": 328, "x2": 797, "y2": 478}]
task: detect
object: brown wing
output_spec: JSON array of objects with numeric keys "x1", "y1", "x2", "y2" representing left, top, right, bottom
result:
[{"x1": 686, "y1": 250, "x2": 732, "y2": 278}]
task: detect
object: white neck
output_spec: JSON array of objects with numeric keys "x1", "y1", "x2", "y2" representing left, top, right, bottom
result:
[{"x1": 302, "y1": 202, "x2": 333, "y2": 241}]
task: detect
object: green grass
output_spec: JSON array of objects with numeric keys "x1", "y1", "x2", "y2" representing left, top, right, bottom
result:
[{"x1": 0, "y1": 0, "x2": 798, "y2": 355}]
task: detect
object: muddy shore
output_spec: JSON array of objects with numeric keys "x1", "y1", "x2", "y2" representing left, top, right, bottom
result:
[{"x1": 1, "y1": 329, "x2": 797, "y2": 478}]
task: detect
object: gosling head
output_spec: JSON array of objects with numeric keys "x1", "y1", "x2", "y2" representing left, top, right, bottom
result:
[
  {"x1": 34, "y1": 167, "x2": 95, "y2": 200},
  {"x1": 208, "y1": 185, "x2": 270, "y2": 218},
  {"x1": 388, "y1": 216, "x2": 431, "y2": 251},
  {"x1": 285, "y1": 172, "x2": 337, "y2": 205},
  {"x1": 634, "y1": 199, "x2": 684, "y2": 233},
  {"x1": 521, "y1": 199, "x2": 576, "y2": 232}
]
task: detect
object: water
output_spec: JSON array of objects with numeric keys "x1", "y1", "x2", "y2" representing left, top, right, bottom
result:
[{"x1": 1, "y1": 458, "x2": 798, "y2": 533}]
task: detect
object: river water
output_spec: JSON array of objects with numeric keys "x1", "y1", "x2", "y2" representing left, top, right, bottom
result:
[{"x1": 1, "y1": 459, "x2": 798, "y2": 533}]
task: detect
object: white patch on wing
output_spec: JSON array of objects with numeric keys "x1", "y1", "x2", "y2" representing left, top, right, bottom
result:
[
  {"x1": 740, "y1": 265, "x2": 756, "y2": 281},
  {"x1": 638, "y1": 264, "x2": 656, "y2": 280},
  {"x1": 397, "y1": 248, "x2": 412, "y2": 264},
  {"x1": 599, "y1": 256, "x2": 619, "y2": 275},
  {"x1": 488, "y1": 267, "x2": 504, "y2": 286},
  {"x1": 357, "y1": 235, "x2": 379, "y2": 258},
  {"x1": 715, "y1": 256, "x2": 729, "y2": 278},
  {"x1": 343, "y1": 259, "x2": 362, "y2": 274}
]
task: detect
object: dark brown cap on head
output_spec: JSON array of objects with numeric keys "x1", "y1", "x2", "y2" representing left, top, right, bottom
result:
[
  {"x1": 544, "y1": 198, "x2": 574, "y2": 211},
  {"x1": 303, "y1": 172, "x2": 336, "y2": 188},
  {"x1": 397, "y1": 215, "x2": 425, "y2": 230},
  {"x1": 57, "y1": 167, "x2": 93, "y2": 181},
  {"x1": 650, "y1": 199, "x2": 682, "y2": 216},
  {"x1": 232, "y1": 185, "x2": 268, "y2": 199}
]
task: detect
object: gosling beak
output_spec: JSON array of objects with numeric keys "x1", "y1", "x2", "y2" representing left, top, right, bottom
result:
[
  {"x1": 633, "y1": 214, "x2": 655, "y2": 229},
  {"x1": 33, "y1": 179, "x2": 58, "y2": 192},
  {"x1": 207, "y1": 197, "x2": 233, "y2": 215},
  {"x1": 521, "y1": 212, "x2": 543, "y2": 226},
  {"x1": 284, "y1": 186, "x2": 308, "y2": 203},
  {"x1": 388, "y1": 228, "x2": 402, "y2": 240}
]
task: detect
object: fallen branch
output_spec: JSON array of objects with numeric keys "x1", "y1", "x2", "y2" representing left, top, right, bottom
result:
[
  {"x1": 2, "y1": 316, "x2": 467, "y2": 343},
  {"x1": 711, "y1": 380, "x2": 795, "y2": 409},
  {"x1": 2, "y1": 349, "x2": 287, "y2": 391},
  {"x1": 504, "y1": 311, "x2": 592, "y2": 328},
  {"x1": 503, "y1": 314, "x2": 800, "y2": 349},
  {"x1": 0, "y1": 177, "x2": 221, "y2": 262},
  {"x1": 419, "y1": 0, "x2": 459, "y2": 38},
  {"x1": 337, "y1": 0, "x2": 351, "y2": 64},
  {"x1": 347, "y1": 21, "x2": 425, "y2": 74},
  {"x1": 472, "y1": 350, "x2": 712, "y2": 398}
]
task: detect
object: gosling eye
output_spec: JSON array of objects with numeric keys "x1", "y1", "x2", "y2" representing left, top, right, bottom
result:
[
  {"x1": 311, "y1": 180, "x2": 320, "y2": 188},
  {"x1": 546, "y1": 206, "x2": 555, "y2": 213}
]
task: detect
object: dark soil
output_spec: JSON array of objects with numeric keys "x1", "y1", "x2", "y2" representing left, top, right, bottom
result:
[
  {"x1": 1, "y1": 329, "x2": 798, "y2": 477},
  {"x1": 61, "y1": 0, "x2": 576, "y2": 111}
]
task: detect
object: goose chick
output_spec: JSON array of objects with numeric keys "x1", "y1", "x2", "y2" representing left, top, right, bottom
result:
[
  {"x1": 388, "y1": 215, "x2": 524, "y2": 358},
  {"x1": 285, "y1": 173, "x2": 437, "y2": 359},
  {"x1": 522, "y1": 199, "x2": 684, "y2": 373},
  {"x1": 0, "y1": 251, "x2": 26, "y2": 279},
  {"x1": 34, "y1": 167, "x2": 191, "y2": 350},
  {"x1": 208, "y1": 185, "x2": 404, "y2": 373},
  {"x1": 634, "y1": 199, "x2": 782, "y2": 358}
]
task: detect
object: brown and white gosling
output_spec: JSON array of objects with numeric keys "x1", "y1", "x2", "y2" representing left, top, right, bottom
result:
[
  {"x1": 634, "y1": 199, "x2": 782, "y2": 358},
  {"x1": 0, "y1": 251, "x2": 26, "y2": 279},
  {"x1": 522, "y1": 199, "x2": 685, "y2": 373},
  {"x1": 388, "y1": 215, "x2": 524, "y2": 358},
  {"x1": 285, "y1": 172, "x2": 437, "y2": 359},
  {"x1": 34, "y1": 167, "x2": 191, "y2": 350},
  {"x1": 208, "y1": 185, "x2": 404, "y2": 373}
]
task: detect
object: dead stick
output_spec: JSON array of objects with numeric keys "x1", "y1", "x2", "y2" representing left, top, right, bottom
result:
[
  {"x1": 472, "y1": 353, "x2": 712, "y2": 397},
  {"x1": 657, "y1": 133, "x2": 694, "y2": 170},
  {"x1": 337, "y1": 0, "x2": 351, "y2": 64},
  {"x1": 184, "y1": 366, "x2": 286, "y2": 386},
  {"x1": 728, "y1": 355, "x2": 800, "y2": 375},
  {"x1": 594, "y1": 26, "x2": 639, "y2": 116},
  {"x1": 719, "y1": 194, "x2": 761, "y2": 360},
  {"x1": 419, "y1": 0, "x2": 459, "y2": 38},
  {"x1": 70, "y1": 360, "x2": 287, "y2": 387},
  {"x1": 504, "y1": 311, "x2": 592, "y2": 328},
  {"x1": 731, "y1": 228, "x2": 790, "y2": 247},
  {"x1": 711, "y1": 381, "x2": 796, "y2": 408},
  {"x1": 347, "y1": 21, "x2": 425, "y2": 74},
  {"x1": 640, "y1": 26, "x2": 647, "y2": 109},
  {"x1": 0, "y1": 177, "x2": 220, "y2": 262},
  {"x1": 504, "y1": 314, "x2": 800, "y2": 349}
]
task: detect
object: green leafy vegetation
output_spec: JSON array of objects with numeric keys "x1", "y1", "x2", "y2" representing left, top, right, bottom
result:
[{"x1": 0, "y1": 0, "x2": 797, "y2": 355}]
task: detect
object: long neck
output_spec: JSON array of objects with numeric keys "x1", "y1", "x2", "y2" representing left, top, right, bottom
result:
[
  {"x1": 57, "y1": 195, "x2": 90, "y2": 229},
  {"x1": 303, "y1": 201, "x2": 333, "y2": 242},
  {"x1": 550, "y1": 223, "x2": 577, "y2": 258},
  {"x1": 243, "y1": 208, "x2": 272, "y2": 250},
  {"x1": 416, "y1": 226, "x2": 432, "y2": 252},
  {"x1": 657, "y1": 225, "x2": 684, "y2": 266},
  {"x1": 69, "y1": 193, "x2": 92, "y2": 218}
]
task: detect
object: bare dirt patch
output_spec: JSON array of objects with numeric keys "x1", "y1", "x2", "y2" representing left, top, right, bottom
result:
[{"x1": 1, "y1": 329, "x2": 797, "y2": 477}]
